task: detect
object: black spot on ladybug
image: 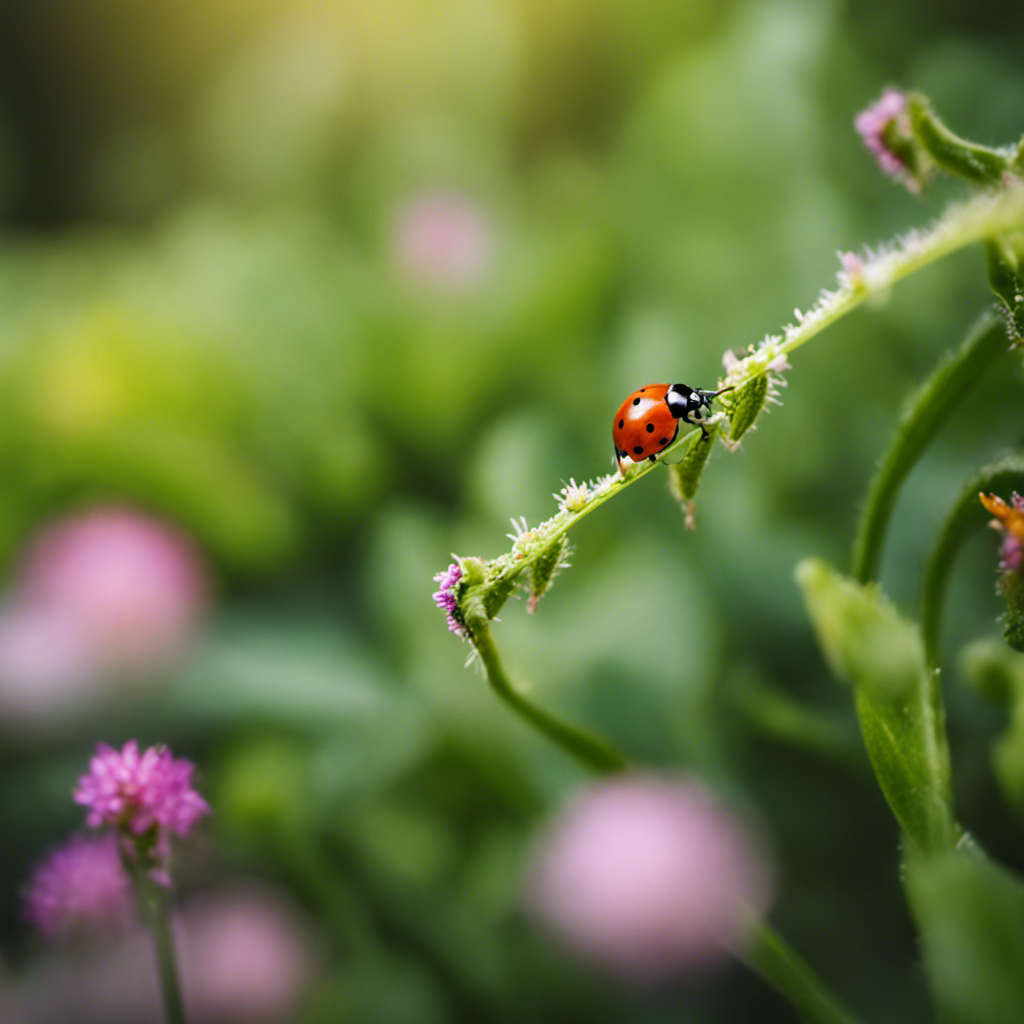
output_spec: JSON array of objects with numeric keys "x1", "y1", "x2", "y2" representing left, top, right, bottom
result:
[
  {"x1": 633, "y1": 446, "x2": 643, "y2": 455},
  {"x1": 618, "y1": 419, "x2": 624, "y2": 429},
  {"x1": 646, "y1": 423, "x2": 654, "y2": 433},
  {"x1": 632, "y1": 397, "x2": 641, "y2": 405},
  {"x1": 659, "y1": 437, "x2": 669, "y2": 445}
]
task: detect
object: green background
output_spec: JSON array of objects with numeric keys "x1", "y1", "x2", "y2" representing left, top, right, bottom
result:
[{"x1": 1, "y1": 0, "x2": 1023, "y2": 1020}]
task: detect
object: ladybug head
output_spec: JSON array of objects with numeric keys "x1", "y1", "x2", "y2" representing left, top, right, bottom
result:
[{"x1": 665, "y1": 383, "x2": 733, "y2": 421}]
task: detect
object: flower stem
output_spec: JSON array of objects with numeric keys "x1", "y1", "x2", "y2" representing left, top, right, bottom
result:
[
  {"x1": 132, "y1": 866, "x2": 188, "y2": 1024},
  {"x1": 850, "y1": 313, "x2": 1008, "y2": 584},
  {"x1": 743, "y1": 920, "x2": 863, "y2": 1024},
  {"x1": 470, "y1": 618, "x2": 628, "y2": 774}
]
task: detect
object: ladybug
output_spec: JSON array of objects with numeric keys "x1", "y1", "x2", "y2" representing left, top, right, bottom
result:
[{"x1": 612, "y1": 383, "x2": 733, "y2": 464}]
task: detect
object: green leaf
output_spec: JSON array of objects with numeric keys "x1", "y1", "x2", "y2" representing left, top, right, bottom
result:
[
  {"x1": 797, "y1": 558, "x2": 957, "y2": 855},
  {"x1": 906, "y1": 847, "x2": 1024, "y2": 1024}
]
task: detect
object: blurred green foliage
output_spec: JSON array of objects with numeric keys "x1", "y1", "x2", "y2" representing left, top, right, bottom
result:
[{"x1": 2, "y1": 0, "x2": 1024, "y2": 1021}]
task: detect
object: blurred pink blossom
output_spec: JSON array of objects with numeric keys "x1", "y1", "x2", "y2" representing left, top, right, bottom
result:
[
  {"x1": 524, "y1": 775, "x2": 772, "y2": 983},
  {"x1": 23, "y1": 834, "x2": 131, "y2": 939},
  {"x1": 18, "y1": 506, "x2": 209, "y2": 675},
  {"x1": 0, "y1": 604, "x2": 100, "y2": 722},
  {"x1": 179, "y1": 884, "x2": 316, "y2": 1023},
  {"x1": 17, "y1": 884, "x2": 315, "y2": 1024},
  {"x1": 392, "y1": 191, "x2": 492, "y2": 292}
]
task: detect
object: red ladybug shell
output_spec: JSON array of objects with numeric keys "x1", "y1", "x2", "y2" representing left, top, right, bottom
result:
[{"x1": 612, "y1": 383, "x2": 679, "y2": 463}]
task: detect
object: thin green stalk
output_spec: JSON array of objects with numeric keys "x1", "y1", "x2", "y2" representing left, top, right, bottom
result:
[
  {"x1": 743, "y1": 920, "x2": 863, "y2": 1024},
  {"x1": 476, "y1": 185, "x2": 1024, "y2": 603},
  {"x1": 851, "y1": 314, "x2": 1008, "y2": 584},
  {"x1": 471, "y1": 618, "x2": 628, "y2": 774},
  {"x1": 132, "y1": 867, "x2": 187, "y2": 1024}
]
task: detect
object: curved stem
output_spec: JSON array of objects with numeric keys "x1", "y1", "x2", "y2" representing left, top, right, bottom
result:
[
  {"x1": 921, "y1": 455, "x2": 1024, "y2": 668},
  {"x1": 471, "y1": 618, "x2": 628, "y2": 774},
  {"x1": 743, "y1": 921, "x2": 863, "y2": 1024},
  {"x1": 851, "y1": 314, "x2": 1008, "y2": 584}
]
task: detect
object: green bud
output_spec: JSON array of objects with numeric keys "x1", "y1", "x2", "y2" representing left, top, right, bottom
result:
[
  {"x1": 527, "y1": 535, "x2": 570, "y2": 613},
  {"x1": 727, "y1": 374, "x2": 769, "y2": 443},
  {"x1": 796, "y1": 558, "x2": 925, "y2": 701},
  {"x1": 667, "y1": 426, "x2": 716, "y2": 519}
]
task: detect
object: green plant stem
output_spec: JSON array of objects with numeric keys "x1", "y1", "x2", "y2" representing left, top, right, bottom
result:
[
  {"x1": 470, "y1": 618, "x2": 628, "y2": 774},
  {"x1": 482, "y1": 185, "x2": 1024, "y2": 595},
  {"x1": 850, "y1": 314, "x2": 1008, "y2": 584},
  {"x1": 743, "y1": 921, "x2": 863, "y2": 1024},
  {"x1": 132, "y1": 868, "x2": 188, "y2": 1024}
]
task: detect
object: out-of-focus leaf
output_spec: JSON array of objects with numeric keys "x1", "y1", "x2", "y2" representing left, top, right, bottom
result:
[
  {"x1": 906, "y1": 848, "x2": 1024, "y2": 1024},
  {"x1": 960, "y1": 639, "x2": 1024, "y2": 812},
  {"x1": 167, "y1": 619, "x2": 393, "y2": 729}
]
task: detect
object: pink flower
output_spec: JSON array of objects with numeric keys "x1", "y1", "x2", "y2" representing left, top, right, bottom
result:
[
  {"x1": 179, "y1": 884, "x2": 316, "y2": 1023},
  {"x1": 432, "y1": 562, "x2": 470, "y2": 640},
  {"x1": 74, "y1": 740, "x2": 210, "y2": 839},
  {"x1": 18, "y1": 506, "x2": 210, "y2": 675},
  {"x1": 23, "y1": 834, "x2": 131, "y2": 938},
  {"x1": 17, "y1": 884, "x2": 315, "y2": 1024},
  {"x1": 392, "y1": 191, "x2": 492, "y2": 292},
  {"x1": 524, "y1": 775, "x2": 772, "y2": 983},
  {"x1": 0, "y1": 604, "x2": 100, "y2": 723},
  {"x1": 854, "y1": 89, "x2": 923, "y2": 193}
]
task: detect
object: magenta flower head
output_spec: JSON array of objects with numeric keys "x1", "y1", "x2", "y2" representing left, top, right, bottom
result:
[
  {"x1": 432, "y1": 562, "x2": 470, "y2": 641},
  {"x1": 75, "y1": 740, "x2": 210, "y2": 839},
  {"x1": 855, "y1": 89, "x2": 926, "y2": 193},
  {"x1": 523, "y1": 775, "x2": 772, "y2": 983},
  {"x1": 23, "y1": 833, "x2": 131, "y2": 938}
]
